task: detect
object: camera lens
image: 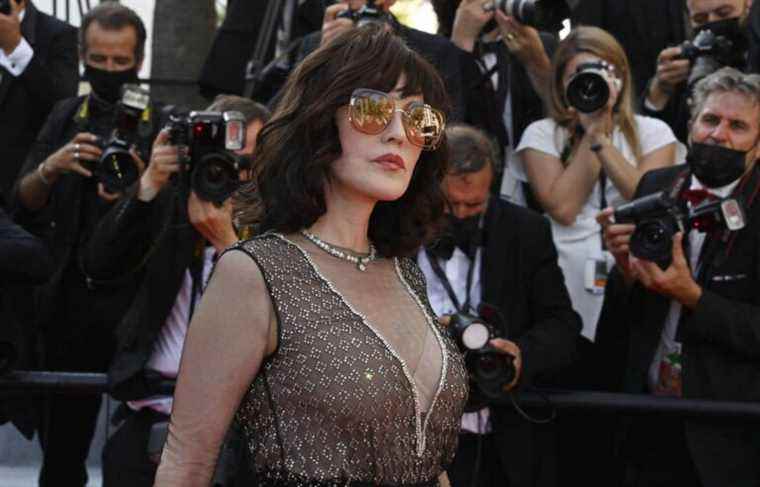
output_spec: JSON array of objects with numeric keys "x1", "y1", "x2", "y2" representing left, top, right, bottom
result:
[
  {"x1": 98, "y1": 143, "x2": 140, "y2": 193},
  {"x1": 630, "y1": 219, "x2": 676, "y2": 269},
  {"x1": 566, "y1": 69, "x2": 610, "y2": 113},
  {"x1": 192, "y1": 152, "x2": 240, "y2": 204}
]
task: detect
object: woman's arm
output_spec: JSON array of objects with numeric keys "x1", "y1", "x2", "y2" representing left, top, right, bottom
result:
[
  {"x1": 593, "y1": 136, "x2": 676, "y2": 200},
  {"x1": 521, "y1": 134, "x2": 602, "y2": 226},
  {"x1": 153, "y1": 249, "x2": 277, "y2": 487}
]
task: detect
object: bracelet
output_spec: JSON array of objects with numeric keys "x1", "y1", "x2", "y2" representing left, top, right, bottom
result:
[{"x1": 37, "y1": 162, "x2": 52, "y2": 186}]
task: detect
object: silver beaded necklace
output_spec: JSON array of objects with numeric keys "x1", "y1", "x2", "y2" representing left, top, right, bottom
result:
[{"x1": 300, "y1": 230, "x2": 377, "y2": 271}]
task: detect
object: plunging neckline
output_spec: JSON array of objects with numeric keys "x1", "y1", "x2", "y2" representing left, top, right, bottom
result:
[{"x1": 274, "y1": 233, "x2": 449, "y2": 457}]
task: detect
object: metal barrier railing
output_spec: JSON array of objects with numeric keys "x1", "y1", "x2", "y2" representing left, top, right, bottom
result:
[{"x1": 3, "y1": 370, "x2": 760, "y2": 420}]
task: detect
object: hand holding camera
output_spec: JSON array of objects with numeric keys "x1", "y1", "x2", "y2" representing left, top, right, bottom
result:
[
  {"x1": 321, "y1": 2, "x2": 356, "y2": 47},
  {"x1": 0, "y1": 0, "x2": 22, "y2": 55},
  {"x1": 451, "y1": 0, "x2": 495, "y2": 52},
  {"x1": 138, "y1": 129, "x2": 180, "y2": 202},
  {"x1": 446, "y1": 307, "x2": 522, "y2": 410},
  {"x1": 495, "y1": 10, "x2": 544, "y2": 68},
  {"x1": 42, "y1": 132, "x2": 102, "y2": 181},
  {"x1": 187, "y1": 191, "x2": 237, "y2": 252}
]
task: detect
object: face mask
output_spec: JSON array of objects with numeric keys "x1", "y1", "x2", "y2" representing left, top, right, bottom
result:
[
  {"x1": 686, "y1": 142, "x2": 748, "y2": 188},
  {"x1": 447, "y1": 213, "x2": 483, "y2": 256},
  {"x1": 85, "y1": 64, "x2": 139, "y2": 104},
  {"x1": 694, "y1": 17, "x2": 749, "y2": 56}
]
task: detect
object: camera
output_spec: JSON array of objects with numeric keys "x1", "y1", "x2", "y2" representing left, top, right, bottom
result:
[
  {"x1": 164, "y1": 108, "x2": 247, "y2": 204},
  {"x1": 614, "y1": 191, "x2": 746, "y2": 269},
  {"x1": 679, "y1": 27, "x2": 746, "y2": 88},
  {"x1": 0, "y1": 0, "x2": 10, "y2": 15},
  {"x1": 94, "y1": 84, "x2": 150, "y2": 193},
  {"x1": 565, "y1": 61, "x2": 620, "y2": 114},
  {"x1": 485, "y1": 0, "x2": 570, "y2": 32},
  {"x1": 448, "y1": 308, "x2": 515, "y2": 411},
  {"x1": 336, "y1": 0, "x2": 388, "y2": 27}
]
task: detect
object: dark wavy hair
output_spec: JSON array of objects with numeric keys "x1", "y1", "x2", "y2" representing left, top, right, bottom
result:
[{"x1": 236, "y1": 23, "x2": 451, "y2": 257}]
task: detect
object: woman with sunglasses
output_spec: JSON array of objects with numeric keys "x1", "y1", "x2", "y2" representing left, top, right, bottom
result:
[{"x1": 153, "y1": 24, "x2": 468, "y2": 487}]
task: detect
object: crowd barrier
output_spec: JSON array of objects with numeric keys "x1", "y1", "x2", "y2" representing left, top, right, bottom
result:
[{"x1": 3, "y1": 370, "x2": 760, "y2": 420}]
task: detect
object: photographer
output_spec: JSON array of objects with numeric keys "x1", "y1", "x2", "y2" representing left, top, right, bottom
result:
[
  {"x1": 418, "y1": 124, "x2": 581, "y2": 487},
  {"x1": 643, "y1": 0, "x2": 753, "y2": 143},
  {"x1": 433, "y1": 0, "x2": 557, "y2": 206},
  {"x1": 8, "y1": 4, "x2": 159, "y2": 486},
  {"x1": 597, "y1": 67, "x2": 760, "y2": 486},
  {"x1": 82, "y1": 95, "x2": 269, "y2": 487},
  {"x1": 0, "y1": 0, "x2": 78, "y2": 195}
]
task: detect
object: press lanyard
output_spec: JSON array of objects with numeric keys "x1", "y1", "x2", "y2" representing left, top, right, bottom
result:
[
  {"x1": 425, "y1": 248, "x2": 477, "y2": 314},
  {"x1": 599, "y1": 169, "x2": 608, "y2": 251}
]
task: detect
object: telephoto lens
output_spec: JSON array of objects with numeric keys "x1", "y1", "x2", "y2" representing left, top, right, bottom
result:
[
  {"x1": 565, "y1": 61, "x2": 614, "y2": 113},
  {"x1": 490, "y1": 0, "x2": 570, "y2": 31}
]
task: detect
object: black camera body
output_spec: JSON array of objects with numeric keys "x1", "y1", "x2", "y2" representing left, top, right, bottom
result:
[
  {"x1": 448, "y1": 311, "x2": 515, "y2": 411},
  {"x1": 336, "y1": 0, "x2": 388, "y2": 27},
  {"x1": 0, "y1": 0, "x2": 10, "y2": 15},
  {"x1": 614, "y1": 191, "x2": 746, "y2": 269},
  {"x1": 486, "y1": 0, "x2": 570, "y2": 32},
  {"x1": 565, "y1": 61, "x2": 618, "y2": 113},
  {"x1": 165, "y1": 108, "x2": 246, "y2": 204},
  {"x1": 96, "y1": 84, "x2": 150, "y2": 193},
  {"x1": 679, "y1": 28, "x2": 744, "y2": 88}
]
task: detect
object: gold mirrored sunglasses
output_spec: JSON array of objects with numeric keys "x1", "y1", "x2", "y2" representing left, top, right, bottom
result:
[{"x1": 348, "y1": 88, "x2": 446, "y2": 151}]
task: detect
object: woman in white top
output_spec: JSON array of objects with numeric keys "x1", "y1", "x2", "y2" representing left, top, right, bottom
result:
[{"x1": 513, "y1": 26, "x2": 679, "y2": 342}]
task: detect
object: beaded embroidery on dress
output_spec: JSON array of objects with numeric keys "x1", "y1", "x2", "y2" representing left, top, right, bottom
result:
[{"x1": 232, "y1": 233, "x2": 468, "y2": 487}]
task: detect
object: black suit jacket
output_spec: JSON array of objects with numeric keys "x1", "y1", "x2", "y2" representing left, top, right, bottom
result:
[
  {"x1": 603, "y1": 164, "x2": 760, "y2": 487},
  {"x1": 0, "y1": 2, "x2": 78, "y2": 194},
  {"x1": 83, "y1": 189, "x2": 203, "y2": 400},
  {"x1": 426, "y1": 198, "x2": 581, "y2": 487}
]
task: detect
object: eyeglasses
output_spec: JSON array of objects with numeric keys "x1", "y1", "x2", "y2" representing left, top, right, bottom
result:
[{"x1": 348, "y1": 88, "x2": 446, "y2": 151}]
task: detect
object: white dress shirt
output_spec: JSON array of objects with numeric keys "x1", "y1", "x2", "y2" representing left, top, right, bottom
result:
[
  {"x1": 418, "y1": 246, "x2": 491, "y2": 434},
  {"x1": 0, "y1": 9, "x2": 34, "y2": 77},
  {"x1": 129, "y1": 246, "x2": 217, "y2": 414}
]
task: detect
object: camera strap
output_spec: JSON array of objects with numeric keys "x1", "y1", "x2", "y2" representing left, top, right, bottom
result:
[{"x1": 425, "y1": 248, "x2": 477, "y2": 314}]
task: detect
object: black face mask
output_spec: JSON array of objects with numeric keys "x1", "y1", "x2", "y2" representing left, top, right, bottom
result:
[
  {"x1": 84, "y1": 64, "x2": 139, "y2": 104},
  {"x1": 448, "y1": 213, "x2": 483, "y2": 257},
  {"x1": 686, "y1": 142, "x2": 749, "y2": 188},
  {"x1": 695, "y1": 17, "x2": 749, "y2": 55}
]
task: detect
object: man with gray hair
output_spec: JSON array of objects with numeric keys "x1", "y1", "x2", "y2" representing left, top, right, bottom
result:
[{"x1": 597, "y1": 67, "x2": 760, "y2": 486}]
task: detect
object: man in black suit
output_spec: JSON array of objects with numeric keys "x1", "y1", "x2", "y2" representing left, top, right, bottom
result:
[
  {"x1": 598, "y1": 67, "x2": 760, "y2": 487},
  {"x1": 0, "y1": 0, "x2": 78, "y2": 194},
  {"x1": 9, "y1": 4, "x2": 156, "y2": 486},
  {"x1": 418, "y1": 124, "x2": 581, "y2": 487}
]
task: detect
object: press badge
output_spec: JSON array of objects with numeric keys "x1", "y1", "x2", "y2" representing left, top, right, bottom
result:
[{"x1": 584, "y1": 257, "x2": 608, "y2": 295}]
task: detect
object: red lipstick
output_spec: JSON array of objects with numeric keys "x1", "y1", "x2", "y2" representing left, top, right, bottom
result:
[{"x1": 372, "y1": 153, "x2": 406, "y2": 171}]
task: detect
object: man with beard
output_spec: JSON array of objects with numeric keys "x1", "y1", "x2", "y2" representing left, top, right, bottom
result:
[
  {"x1": 598, "y1": 67, "x2": 760, "y2": 486},
  {"x1": 9, "y1": 3, "x2": 161, "y2": 486},
  {"x1": 643, "y1": 0, "x2": 754, "y2": 143},
  {"x1": 418, "y1": 123, "x2": 581, "y2": 487}
]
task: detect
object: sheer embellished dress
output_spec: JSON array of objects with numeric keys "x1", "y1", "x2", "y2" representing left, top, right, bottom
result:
[{"x1": 230, "y1": 233, "x2": 468, "y2": 487}]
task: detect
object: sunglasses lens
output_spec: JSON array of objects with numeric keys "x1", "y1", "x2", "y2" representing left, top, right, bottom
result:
[
  {"x1": 350, "y1": 92, "x2": 393, "y2": 135},
  {"x1": 404, "y1": 104, "x2": 445, "y2": 150}
]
